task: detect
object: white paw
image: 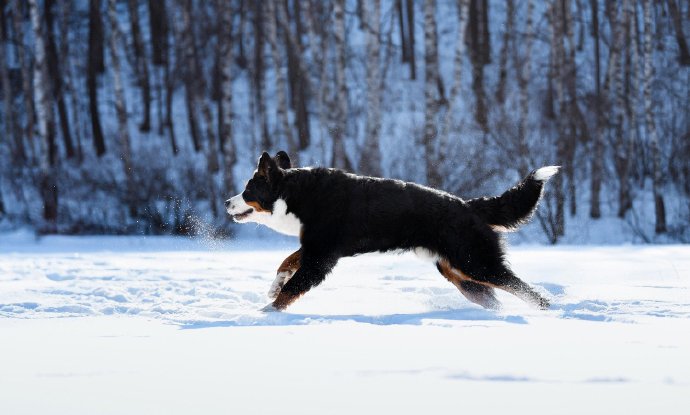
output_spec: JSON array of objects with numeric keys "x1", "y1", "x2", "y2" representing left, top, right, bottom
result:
[
  {"x1": 260, "y1": 304, "x2": 280, "y2": 313},
  {"x1": 268, "y1": 271, "x2": 293, "y2": 299}
]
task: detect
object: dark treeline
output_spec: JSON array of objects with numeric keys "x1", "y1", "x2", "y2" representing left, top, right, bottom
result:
[{"x1": 0, "y1": 0, "x2": 688, "y2": 242}]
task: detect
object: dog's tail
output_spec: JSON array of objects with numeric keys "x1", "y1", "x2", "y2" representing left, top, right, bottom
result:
[{"x1": 466, "y1": 166, "x2": 560, "y2": 232}]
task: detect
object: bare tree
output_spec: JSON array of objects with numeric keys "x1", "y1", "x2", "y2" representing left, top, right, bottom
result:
[
  {"x1": 28, "y1": 0, "x2": 58, "y2": 228},
  {"x1": 665, "y1": 0, "x2": 690, "y2": 66},
  {"x1": 589, "y1": 0, "x2": 603, "y2": 218},
  {"x1": 439, "y1": 0, "x2": 469, "y2": 152},
  {"x1": 466, "y1": 0, "x2": 491, "y2": 131},
  {"x1": 517, "y1": 0, "x2": 534, "y2": 176},
  {"x1": 175, "y1": 0, "x2": 201, "y2": 153},
  {"x1": 44, "y1": 0, "x2": 74, "y2": 159},
  {"x1": 12, "y1": 0, "x2": 36, "y2": 160},
  {"x1": 107, "y1": 0, "x2": 134, "y2": 215},
  {"x1": 643, "y1": 0, "x2": 666, "y2": 233},
  {"x1": 127, "y1": 0, "x2": 151, "y2": 132},
  {"x1": 88, "y1": 0, "x2": 106, "y2": 156},
  {"x1": 265, "y1": 0, "x2": 297, "y2": 159},
  {"x1": 495, "y1": 0, "x2": 514, "y2": 104},
  {"x1": 251, "y1": 0, "x2": 270, "y2": 151},
  {"x1": 612, "y1": 0, "x2": 631, "y2": 218},
  {"x1": 423, "y1": 0, "x2": 442, "y2": 187},
  {"x1": 331, "y1": 0, "x2": 351, "y2": 170},
  {"x1": 359, "y1": 0, "x2": 382, "y2": 176},
  {"x1": 1, "y1": 1, "x2": 24, "y2": 161},
  {"x1": 218, "y1": 0, "x2": 236, "y2": 194}
]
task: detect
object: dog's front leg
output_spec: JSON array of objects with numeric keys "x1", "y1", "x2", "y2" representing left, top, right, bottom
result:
[
  {"x1": 269, "y1": 252, "x2": 338, "y2": 311},
  {"x1": 268, "y1": 249, "x2": 302, "y2": 299}
]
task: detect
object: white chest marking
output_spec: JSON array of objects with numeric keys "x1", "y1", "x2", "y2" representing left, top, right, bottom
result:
[{"x1": 252, "y1": 199, "x2": 302, "y2": 237}]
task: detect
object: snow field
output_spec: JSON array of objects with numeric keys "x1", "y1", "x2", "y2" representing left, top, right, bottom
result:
[{"x1": 0, "y1": 234, "x2": 689, "y2": 414}]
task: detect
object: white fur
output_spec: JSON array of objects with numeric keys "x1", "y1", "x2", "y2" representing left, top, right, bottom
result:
[
  {"x1": 252, "y1": 199, "x2": 302, "y2": 236},
  {"x1": 533, "y1": 166, "x2": 560, "y2": 181},
  {"x1": 226, "y1": 196, "x2": 302, "y2": 236},
  {"x1": 413, "y1": 247, "x2": 440, "y2": 262},
  {"x1": 268, "y1": 270, "x2": 294, "y2": 299},
  {"x1": 226, "y1": 194, "x2": 252, "y2": 216}
]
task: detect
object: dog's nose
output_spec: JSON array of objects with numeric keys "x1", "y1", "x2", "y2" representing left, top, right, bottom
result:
[{"x1": 224, "y1": 199, "x2": 232, "y2": 209}]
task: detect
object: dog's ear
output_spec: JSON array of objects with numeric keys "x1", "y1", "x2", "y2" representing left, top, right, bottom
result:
[
  {"x1": 274, "y1": 151, "x2": 292, "y2": 169},
  {"x1": 257, "y1": 151, "x2": 280, "y2": 182}
]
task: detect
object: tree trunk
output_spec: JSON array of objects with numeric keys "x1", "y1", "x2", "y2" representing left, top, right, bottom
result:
[
  {"x1": 589, "y1": 0, "x2": 602, "y2": 218},
  {"x1": 359, "y1": 0, "x2": 382, "y2": 176},
  {"x1": 467, "y1": 0, "x2": 489, "y2": 131},
  {"x1": 148, "y1": 0, "x2": 168, "y2": 66},
  {"x1": 665, "y1": 0, "x2": 690, "y2": 66},
  {"x1": 12, "y1": 0, "x2": 37, "y2": 161},
  {"x1": 495, "y1": 0, "x2": 514, "y2": 104},
  {"x1": 59, "y1": 0, "x2": 83, "y2": 161},
  {"x1": 331, "y1": 0, "x2": 351, "y2": 170},
  {"x1": 219, "y1": 0, "x2": 236, "y2": 194},
  {"x1": 108, "y1": 0, "x2": 135, "y2": 216},
  {"x1": 176, "y1": 0, "x2": 201, "y2": 152},
  {"x1": 29, "y1": 0, "x2": 58, "y2": 229},
  {"x1": 127, "y1": 0, "x2": 151, "y2": 132},
  {"x1": 643, "y1": 0, "x2": 666, "y2": 233},
  {"x1": 423, "y1": 0, "x2": 442, "y2": 188},
  {"x1": 1, "y1": 2, "x2": 24, "y2": 162},
  {"x1": 517, "y1": 0, "x2": 534, "y2": 176},
  {"x1": 252, "y1": 0, "x2": 270, "y2": 151},
  {"x1": 613, "y1": 0, "x2": 631, "y2": 218},
  {"x1": 276, "y1": 0, "x2": 310, "y2": 153},
  {"x1": 439, "y1": 0, "x2": 469, "y2": 152},
  {"x1": 265, "y1": 0, "x2": 297, "y2": 160},
  {"x1": 405, "y1": 0, "x2": 416, "y2": 80},
  {"x1": 45, "y1": 0, "x2": 74, "y2": 160},
  {"x1": 397, "y1": 0, "x2": 408, "y2": 63},
  {"x1": 88, "y1": 0, "x2": 106, "y2": 156}
]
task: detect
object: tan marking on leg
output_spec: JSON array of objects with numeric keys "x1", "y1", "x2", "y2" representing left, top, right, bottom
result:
[
  {"x1": 269, "y1": 249, "x2": 302, "y2": 299},
  {"x1": 272, "y1": 290, "x2": 303, "y2": 310},
  {"x1": 277, "y1": 249, "x2": 301, "y2": 275},
  {"x1": 437, "y1": 259, "x2": 500, "y2": 309}
]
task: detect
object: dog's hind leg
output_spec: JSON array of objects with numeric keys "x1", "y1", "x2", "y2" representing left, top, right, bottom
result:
[
  {"x1": 457, "y1": 260, "x2": 550, "y2": 310},
  {"x1": 268, "y1": 249, "x2": 302, "y2": 299},
  {"x1": 436, "y1": 260, "x2": 500, "y2": 310},
  {"x1": 270, "y1": 252, "x2": 339, "y2": 311},
  {"x1": 487, "y1": 268, "x2": 550, "y2": 310}
]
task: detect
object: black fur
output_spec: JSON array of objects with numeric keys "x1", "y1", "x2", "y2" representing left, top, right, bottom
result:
[{"x1": 228, "y1": 152, "x2": 556, "y2": 311}]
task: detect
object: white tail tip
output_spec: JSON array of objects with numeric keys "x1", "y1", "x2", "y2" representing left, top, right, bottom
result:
[{"x1": 533, "y1": 166, "x2": 560, "y2": 181}]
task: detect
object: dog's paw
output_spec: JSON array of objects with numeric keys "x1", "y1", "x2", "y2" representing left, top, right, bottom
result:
[
  {"x1": 268, "y1": 271, "x2": 293, "y2": 299},
  {"x1": 260, "y1": 304, "x2": 280, "y2": 313}
]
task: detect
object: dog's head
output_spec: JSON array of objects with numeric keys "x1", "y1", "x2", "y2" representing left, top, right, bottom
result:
[{"x1": 225, "y1": 151, "x2": 292, "y2": 223}]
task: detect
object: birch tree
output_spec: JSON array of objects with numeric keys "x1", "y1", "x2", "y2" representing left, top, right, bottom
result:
[
  {"x1": 359, "y1": 0, "x2": 382, "y2": 176},
  {"x1": 218, "y1": 0, "x2": 236, "y2": 194},
  {"x1": 28, "y1": 0, "x2": 58, "y2": 227},
  {"x1": 423, "y1": 0, "x2": 445, "y2": 187},
  {"x1": 643, "y1": 0, "x2": 666, "y2": 233},
  {"x1": 590, "y1": 0, "x2": 603, "y2": 218},
  {"x1": 332, "y1": 0, "x2": 351, "y2": 170},
  {"x1": 265, "y1": 0, "x2": 296, "y2": 159},
  {"x1": 88, "y1": 0, "x2": 106, "y2": 156},
  {"x1": 0, "y1": 3, "x2": 23, "y2": 161},
  {"x1": 12, "y1": 0, "x2": 36, "y2": 160},
  {"x1": 107, "y1": 0, "x2": 134, "y2": 215},
  {"x1": 127, "y1": 0, "x2": 151, "y2": 132}
]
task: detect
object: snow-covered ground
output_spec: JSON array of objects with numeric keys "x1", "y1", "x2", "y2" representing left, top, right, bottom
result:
[{"x1": 1, "y1": 231, "x2": 689, "y2": 414}]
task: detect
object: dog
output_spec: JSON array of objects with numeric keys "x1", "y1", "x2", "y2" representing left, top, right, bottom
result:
[{"x1": 225, "y1": 151, "x2": 558, "y2": 312}]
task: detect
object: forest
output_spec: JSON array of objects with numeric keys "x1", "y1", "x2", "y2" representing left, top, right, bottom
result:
[{"x1": 0, "y1": 0, "x2": 688, "y2": 243}]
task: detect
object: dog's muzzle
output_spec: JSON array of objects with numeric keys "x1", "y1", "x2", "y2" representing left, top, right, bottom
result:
[{"x1": 226, "y1": 195, "x2": 254, "y2": 221}]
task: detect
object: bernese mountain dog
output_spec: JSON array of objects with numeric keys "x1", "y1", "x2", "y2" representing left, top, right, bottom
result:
[{"x1": 225, "y1": 151, "x2": 559, "y2": 312}]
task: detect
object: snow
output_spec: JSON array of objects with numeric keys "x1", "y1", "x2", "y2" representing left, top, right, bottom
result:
[{"x1": 1, "y1": 232, "x2": 689, "y2": 414}]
